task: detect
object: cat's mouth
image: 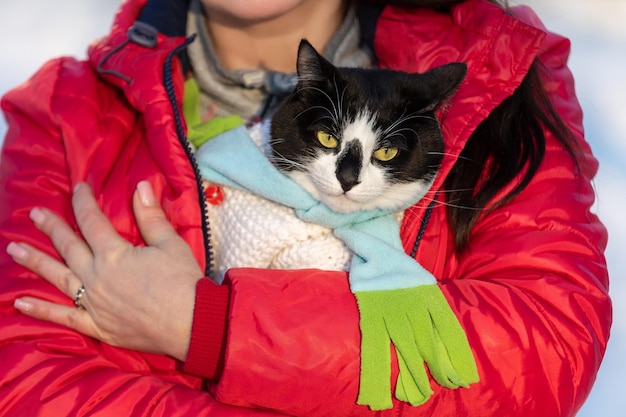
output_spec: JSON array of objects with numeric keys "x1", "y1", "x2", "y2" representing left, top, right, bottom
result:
[
  {"x1": 321, "y1": 193, "x2": 361, "y2": 213},
  {"x1": 319, "y1": 190, "x2": 384, "y2": 214},
  {"x1": 288, "y1": 171, "x2": 365, "y2": 213},
  {"x1": 322, "y1": 180, "x2": 433, "y2": 214},
  {"x1": 287, "y1": 169, "x2": 427, "y2": 213}
]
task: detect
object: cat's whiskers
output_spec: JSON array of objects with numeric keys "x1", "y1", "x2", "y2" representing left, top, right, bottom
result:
[
  {"x1": 433, "y1": 200, "x2": 484, "y2": 210},
  {"x1": 434, "y1": 187, "x2": 476, "y2": 193},
  {"x1": 403, "y1": 195, "x2": 484, "y2": 213},
  {"x1": 294, "y1": 106, "x2": 336, "y2": 126},
  {"x1": 384, "y1": 128, "x2": 419, "y2": 147},
  {"x1": 333, "y1": 78, "x2": 348, "y2": 127},
  {"x1": 268, "y1": 143, "x2": 311, "y2": 172},
  {"x1": 313, "y1": 121, "x2": 335, "y2": 136},
  {"x1": 382, "y1": 111, "x2": 437, "y2": 139},
  {"x1": 298, "y1": 86, "x2": 342, "y2": 128},
  {"x1": 270, "y1": 157, "x2": 303, "y2": 171},
  {"x1": 427, "y1": 151, "x2": 478, "y2": 163}
]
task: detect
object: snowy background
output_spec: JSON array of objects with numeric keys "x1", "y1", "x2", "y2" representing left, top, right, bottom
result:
[{"x1": 0, "y1": 1, "x2": 624, "y2": 415}]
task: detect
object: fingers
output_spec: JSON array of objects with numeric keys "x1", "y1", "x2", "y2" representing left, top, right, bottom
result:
[
  {"x1": 71, "y1": 183, "x2": 128, "y2": 254},
  {"x1": 29, "y1": 207, "x2": 94, "y2": 275},
  {"x1": 132, "y1": 180, "x2": 181, "y2": 247},
  {"x1": 6, "y1": 241, "x2": 84, "y2": 300},
  {"x1": 13, "y1": 296, "x2": 98, "y2": 339},
  {"x1": 8, "y1": 241, "x2": 95, "y2": 334}
]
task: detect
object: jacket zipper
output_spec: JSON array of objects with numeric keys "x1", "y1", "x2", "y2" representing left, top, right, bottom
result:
[
  {"x1": 409, "y1": 191, "x2": 438, "y2": 259},
  {"x1": 162, "y1": 36, "x2": 214, "y2": 277}
]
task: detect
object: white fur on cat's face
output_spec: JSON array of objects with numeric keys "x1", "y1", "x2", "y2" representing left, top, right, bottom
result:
[{"x1": 286, "y1": 111, "x2": 434, "y2": 213}]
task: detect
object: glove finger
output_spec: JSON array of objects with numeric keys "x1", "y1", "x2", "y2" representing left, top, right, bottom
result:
[
  {"x1": 386, "y1": 314, "x2": 433, "y2": 404},
  {"x1": 428, "y1": 299, "x2": 479, "y2": 386},
  {"x1": 356, "y1": 307, "x2": 393, "y2": 410},
  {"x1": 409, "y1": 289, "x2": 477, "y2": 388},
  {"x1": 395, "y1": 346, "x2": 431, "y2": 406},
  {"x1": 429, "y1": 328, "x2": 466, "y2": 388},
  {"x1": 404, "y1": 301, "x2": 462, "y2": 388}
]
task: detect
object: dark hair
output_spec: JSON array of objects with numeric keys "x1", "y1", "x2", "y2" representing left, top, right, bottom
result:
[
  {"x1": 444, "y1": 62, "x2": 579, "y2": 251},
  {"x1": 360, "y1": 0, "x2": 580, "y2": 251}
]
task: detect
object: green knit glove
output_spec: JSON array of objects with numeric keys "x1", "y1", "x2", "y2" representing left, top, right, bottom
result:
[{"x1": 354, "y1": 286, "x2": 479, "y2": 410}]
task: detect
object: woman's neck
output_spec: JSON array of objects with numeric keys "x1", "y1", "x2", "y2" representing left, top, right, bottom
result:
[{"x1": 204, "y1": 1, "x2": 346, "y2": 73}]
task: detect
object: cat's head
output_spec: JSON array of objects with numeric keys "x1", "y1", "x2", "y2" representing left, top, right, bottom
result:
[{"x1": 270, "y1": 39, "x2": 466, "y2": 213}]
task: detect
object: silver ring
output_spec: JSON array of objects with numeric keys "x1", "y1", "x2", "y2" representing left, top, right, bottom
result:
[{"x1": 74, "y1": 285, "x2": 86, "y2": 310}]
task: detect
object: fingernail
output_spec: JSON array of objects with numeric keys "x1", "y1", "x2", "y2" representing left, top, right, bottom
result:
[
  {"x1": 137, "y1": 181, "x2": 157, "y2": 207},
  {"x1": 29, "y1": 208, "x2": 45, "y2": 225},
  {"x1": 73, "y1": 182, "x2": 91, "y2": 194},
  {"x1": 6, "y1": 242, "x2": 28, "y2": 260},
  {"x1": 14, "y1": 298, "x2": 33, "y2": 313}
]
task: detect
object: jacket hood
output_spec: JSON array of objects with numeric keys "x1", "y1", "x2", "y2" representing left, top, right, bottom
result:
[{"x1": 87, "y1": 0, "x2": 190, "y2": 112}]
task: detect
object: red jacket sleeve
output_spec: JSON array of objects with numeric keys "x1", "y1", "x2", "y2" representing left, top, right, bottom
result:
[{"x1": 0, "y1": 59, "x2": 276, "y2": 417}]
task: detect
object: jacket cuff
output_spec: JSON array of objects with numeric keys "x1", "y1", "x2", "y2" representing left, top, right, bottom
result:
[{"x1": 183, "y1": 277, "x2": 230, "y2": 380}]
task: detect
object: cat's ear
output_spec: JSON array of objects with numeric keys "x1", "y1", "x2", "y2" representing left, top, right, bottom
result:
[
  {"x1": 414, "y1": 62, "x2": 467, "y2": 112},
  {"x1": 296, "y1": 39, "x2": 337, "y2": 88}
]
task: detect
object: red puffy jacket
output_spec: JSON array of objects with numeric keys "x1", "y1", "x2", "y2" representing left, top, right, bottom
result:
[{"x1": 0, "y1": 0, "x2": 610, "y2": 416}]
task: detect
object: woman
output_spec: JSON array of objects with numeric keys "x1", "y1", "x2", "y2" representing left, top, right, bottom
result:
[{"x1": 0, "y1": 0, "x2": 610, "y2": 415}]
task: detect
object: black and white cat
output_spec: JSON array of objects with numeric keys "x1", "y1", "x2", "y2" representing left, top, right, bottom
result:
[
  {"x1": 270, "y1": 40, "x2": 466, "y2": 213},
  {"x1": 201, "y1": 40, "x2": 466, "y2": 280}
]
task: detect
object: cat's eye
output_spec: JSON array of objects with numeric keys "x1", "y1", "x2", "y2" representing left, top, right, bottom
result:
[
  {"x1": 373, "y1": 147, "x2": 399, "y2": 161},
  {"x1": 316, "y1": 131, "x2": 338, "y2": 149}
]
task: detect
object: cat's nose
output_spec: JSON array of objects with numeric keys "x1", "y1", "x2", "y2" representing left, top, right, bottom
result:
[
  {"x1": 336, "y1": 140, "x2": 362, "y2": 192},
  {"x1": 337, "y1": 167, "x2": 360, "y2": 192}
]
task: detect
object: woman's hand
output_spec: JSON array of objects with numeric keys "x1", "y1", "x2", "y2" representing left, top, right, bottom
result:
[{"x1": 7, "y1": 181, "x2": 204, "y2": 362}]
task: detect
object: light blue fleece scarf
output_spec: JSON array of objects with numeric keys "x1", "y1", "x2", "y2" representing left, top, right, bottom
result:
[{"x1": 195, "y1": 125, "x2": 478, "y2": 410}]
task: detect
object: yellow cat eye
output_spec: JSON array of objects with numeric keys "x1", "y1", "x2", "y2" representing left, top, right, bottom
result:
[
  {"x1": 316, "y1": 131, "x2": 338, "y2": 149},
  {"x1": 373, "y1": 147, "x2": 399, "y2": 161}
]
